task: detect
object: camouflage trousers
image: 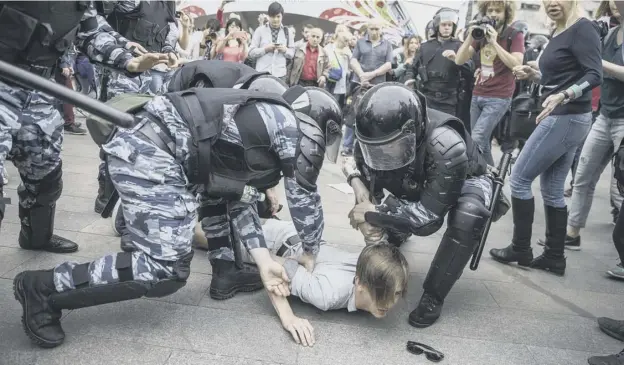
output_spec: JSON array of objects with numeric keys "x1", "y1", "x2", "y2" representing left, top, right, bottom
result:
[
  {"x1": 199, "y1": 191, "x2": 266, "y2": 262},
  {"x1": 96, "y1": 69, "x2": 172, "y2": 210},
  {"x1": 0, "y1": 81, "x2": 64, "y2": 208},
  {"x1": 54, "y1": 119, "x2": 197, "y2": 292}
]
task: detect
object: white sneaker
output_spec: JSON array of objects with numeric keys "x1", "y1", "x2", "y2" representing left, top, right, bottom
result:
[{"x1": 1, "y1": 169, "x2": 8, "y2": 185}]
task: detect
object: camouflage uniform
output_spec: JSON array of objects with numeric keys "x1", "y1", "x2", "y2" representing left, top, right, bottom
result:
[
  {"x1": 0, "y1": 5, "x2": 140, "y2": 250},
  {"x1": 201, "y1": 102, "x2": 324, "y2": 263},
  {"x1": 53, "y1": 95, "x2": 324, "y2": 291},
  {"x1": 95, "y1": 0, "x2": 179, "y2": 215}
]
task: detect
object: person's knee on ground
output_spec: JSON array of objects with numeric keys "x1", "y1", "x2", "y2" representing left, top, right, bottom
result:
[
  {"x1": 13, "y1": 250, "x2": 194, "y2": 348},
  {"x1": 353, "y1": 244, "x2": 409, "y2": 318}
]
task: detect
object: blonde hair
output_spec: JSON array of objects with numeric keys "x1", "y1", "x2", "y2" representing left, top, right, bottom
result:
[
  {"x1": 335, "y1": 24, "x2": 349, "y2": 34},
  {"x1": 477, "y1": 0, "x2": 516, "y2": 26},
  {"x1": 355, "y1": 244, "x2": 409, "y2": 308}
]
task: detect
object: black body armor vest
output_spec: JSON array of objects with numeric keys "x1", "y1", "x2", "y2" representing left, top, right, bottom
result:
[
  {"x1": 0, "y1": 1, "x2": 89, "y2": 68},
  {"x1": 165, "y1": 88, "x2": 293, "y2": 200},
  {"x1": 107, "y1": 1, "x2": 175, "y2": 52},
  {"x1": 418, "y1": 39, "x2": 462, "y2": 105},
  {"x1": 167, "y1": 60, "x2": 266, "y2": 92}
]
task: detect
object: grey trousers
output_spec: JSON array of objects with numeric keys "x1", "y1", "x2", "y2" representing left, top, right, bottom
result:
[{"x1": 568, "y1": 114, "x2": 624, "y2": 229}]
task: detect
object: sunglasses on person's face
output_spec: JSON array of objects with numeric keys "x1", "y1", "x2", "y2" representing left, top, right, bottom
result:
[{"x1": 406, "y1": 341, "x2": 444, "y2": 362}]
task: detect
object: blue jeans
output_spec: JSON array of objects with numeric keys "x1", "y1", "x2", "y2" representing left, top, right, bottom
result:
[
  {"x1": 470, "y1": 96, "x2": 512, "y2": 165},
  {"x1": 343, "y1": 125, "x2": 355, "y2": 151},
  {"x1": 510, "y1": 112, "x2": 592, "y2": 208}
]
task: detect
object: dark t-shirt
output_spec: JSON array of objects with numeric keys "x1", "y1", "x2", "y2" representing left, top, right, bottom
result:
[
  {"x1": 600, "y1": 26, "x2": 624, "y2": 119},
  {"x1": 538, "y1": 18, "x2": 603, "y2": 115},
  {"x1": 472, "y1": 31, "x2": 525, "y2": 98}
]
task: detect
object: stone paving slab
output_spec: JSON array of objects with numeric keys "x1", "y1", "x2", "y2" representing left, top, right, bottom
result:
[{"x1": 1, "y1": 133, "x2": 623, "y2": 364}]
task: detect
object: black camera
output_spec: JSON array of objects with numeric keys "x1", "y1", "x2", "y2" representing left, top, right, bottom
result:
[{"x1": 471, "y1": 16, "x2": 497, "y2": 40}]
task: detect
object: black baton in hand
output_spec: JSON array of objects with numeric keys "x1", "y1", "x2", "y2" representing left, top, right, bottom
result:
[{"x1": 470, "y1": 151, "x2": 514, "y2": 271}]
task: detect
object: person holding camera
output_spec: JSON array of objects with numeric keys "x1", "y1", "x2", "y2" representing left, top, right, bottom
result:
[
  {"x1": 489, "y1": 0, "x2": 602, "y2": 276},
  {"x1": 214, "y1": 18, "x2": 249, "y2": 63},
  {"x1": 454, "y1": 0, "x2": 525, "y2": 166}
]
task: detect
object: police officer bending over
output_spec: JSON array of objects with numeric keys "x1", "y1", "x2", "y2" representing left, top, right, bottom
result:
[
  {"x1": 406, "y1": 8, "x2": 474, "y2": 120},
  {"x1": 343, "y1": 83, "x2": 509, "y2": 328},
  {"x1": 13, "y1": 80, "x2": 342, "y2": 348},
  {"x1": 112, "y1": 60, "x2": 291, "y2": 253},
  {"x1": 0, "y1": 1, "x2": 167, "y2": 253}
]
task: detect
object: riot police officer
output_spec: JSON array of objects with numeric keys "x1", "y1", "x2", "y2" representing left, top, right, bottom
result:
[
  {"x1": 93, "y1": 0, "x2": 180, "y2": 215},
  {"x1": 111, "y1": 60, "x2": 291, "y2": 254},
  {"x1": 406, "y1": 8, "x2": 474, "y2": 119},
  {"x1": 13, "y1": 83, "x2": 342, "y2": 348},
  {"x1": 0, "y1": 1, "x2": 167, "y2": 253},
  {"x1": 343, "y1": 83, "x2": 509, "y2": 328}
]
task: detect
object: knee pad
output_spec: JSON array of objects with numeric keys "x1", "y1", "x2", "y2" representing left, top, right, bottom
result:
[
  {"x1": 19, "y1": 163, "x2": 63, "y2": 207},
  {"x1": 448, "y1": 196, "x2": 491, "y2": 237},
  {"x1": 49, "y1": 251, "x2": 194, "y2": 310}
]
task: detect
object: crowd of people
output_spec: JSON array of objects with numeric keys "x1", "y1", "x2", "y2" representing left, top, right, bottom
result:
[{"x1": 0, "y1": 1, "x2": 624, "y2": 364}]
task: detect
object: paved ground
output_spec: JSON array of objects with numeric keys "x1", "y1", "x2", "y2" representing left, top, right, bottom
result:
[{"x1": 1, "y1": 121, "x2": 623, "y2": 365}]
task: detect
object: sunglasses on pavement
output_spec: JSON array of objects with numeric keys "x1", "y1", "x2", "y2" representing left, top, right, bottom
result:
[{"x1": 406, "y1": 341, "x2": 445, "y2": 362}]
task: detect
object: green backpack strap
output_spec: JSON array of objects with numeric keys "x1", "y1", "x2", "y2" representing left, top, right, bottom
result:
[{"x1": 86, "y1": 94, "x2": 154, "y2": 146}]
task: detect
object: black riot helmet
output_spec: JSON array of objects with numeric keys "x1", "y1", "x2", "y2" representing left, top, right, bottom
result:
[
  {"x1": 246, "y1": 75, "x2": 288, "y2": 94},
  {"x1": 433, "y1": 8, "x2": 459, "y2": 38},
  {"x1": 425, "y1": 20, "x2": 436, "y2": 41},
  {"x1": 283, "y1": 86, "x2": 343, "y2": 163},
  {"x1": 355, "y1": 83, "x2": 427, "y2": 171}
]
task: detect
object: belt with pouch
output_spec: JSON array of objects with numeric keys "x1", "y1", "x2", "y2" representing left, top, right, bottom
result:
[
  {"x1": 276, "y1": 235, "x2": 302, "y2": 257},
  {"x1": 134, "y1": 111, "x2": 175, "y2": 156}
]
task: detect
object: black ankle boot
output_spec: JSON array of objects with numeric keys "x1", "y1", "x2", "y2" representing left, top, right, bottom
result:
[
  {"x1": 119, "y1": 233, "x2": 135, "y2": 252},
  {"x1": 530, "y1": 205, "x2": 567, "y2": 276},
  {"x1": 408, "y1": 292, "x2": 443, "y2": 328},
  {"x1": 490, "y1": 197, "x2": 534, "y2": 266},
  {"x1": 19, "y1": 205, "x2": 78, "y2": 253},
  {"x1": 209, "y1": 259, "x2": 263, "y2": 300},
  {"x1": 13, "y1": 270, "x2": 65, "y2": 348},
  {"x1": 94, "y1": 173, "x2": 106, "y2": 214}
]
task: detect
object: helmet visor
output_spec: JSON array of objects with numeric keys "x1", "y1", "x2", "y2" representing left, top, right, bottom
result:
[
  {"x1": 325, "y1": 120, "x2": 343, "y2": 163},
  {"x1": 437, "y1": 9, "x2": 459, "y2": 24},
  {"x1": 357, "y1": 133, "x2": 417, "y2": 171}
]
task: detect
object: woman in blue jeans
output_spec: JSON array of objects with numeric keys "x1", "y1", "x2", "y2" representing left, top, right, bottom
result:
[{"x1": 489, "y1": 0, "x2": 603, "y2": 276}]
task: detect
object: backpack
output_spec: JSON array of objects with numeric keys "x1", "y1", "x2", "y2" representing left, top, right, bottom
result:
[{"x1": 85, "y1": 94, "x2": 153, "y2": 146}]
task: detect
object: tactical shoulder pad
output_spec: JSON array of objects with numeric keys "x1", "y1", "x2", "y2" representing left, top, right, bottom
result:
[{"x1": 294, "y1": 112, "x2": 326, "y2": 191}]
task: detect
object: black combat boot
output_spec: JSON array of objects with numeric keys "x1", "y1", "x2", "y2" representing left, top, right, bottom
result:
[
  {"x1": 530, "y1": 205, "x2": 567, "y2": 276},
  {"x1": 209, "y1": 259, "x2": 264, "y2": 300},
  {"x1": 598, "y1": 317, "x2": 624, "y2": 342},
  {"x1": 119, "y1": 233, "x2": 135, "y2": 253},
  {"x1": 409, "y1": 292, "x2": 444, "y2": 328},
  {"x1": 490, "y1": 197, "x2": 534, "y2": 266},
  {"x1": 19, "y1": 205, "x2": 78, "y2": 253},
  {"x1": 94, "y1": 170, "x2": 107, "y2": 214},
  {"x1": 13, "y1": 270, "x2": 65, "y2": 348}
]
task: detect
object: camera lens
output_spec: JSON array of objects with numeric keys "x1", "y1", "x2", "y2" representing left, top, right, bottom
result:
[{"x1": 472, "y1": 27, "x2": 485, "y2": 40}]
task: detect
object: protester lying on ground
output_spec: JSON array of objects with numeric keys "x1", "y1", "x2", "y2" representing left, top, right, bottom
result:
[{"x1": 193, "y1": 218, "x2": 409, "y2": 347}]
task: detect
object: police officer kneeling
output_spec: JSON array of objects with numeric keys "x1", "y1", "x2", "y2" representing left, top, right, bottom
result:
[
  {"x1": 344, "y1": 83, "x2": 509, "y2": 328},
  {"x1": 13, "y1": 83, "x2": 342, "y2": 348}
]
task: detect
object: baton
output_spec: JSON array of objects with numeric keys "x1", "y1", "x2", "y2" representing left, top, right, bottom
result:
[
  {"x1": 470, "y1": 151, "x2": 514, "y2": 271},
  {"x1": 0, "y1": 60, "x2": 135, "y2": 129}
]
